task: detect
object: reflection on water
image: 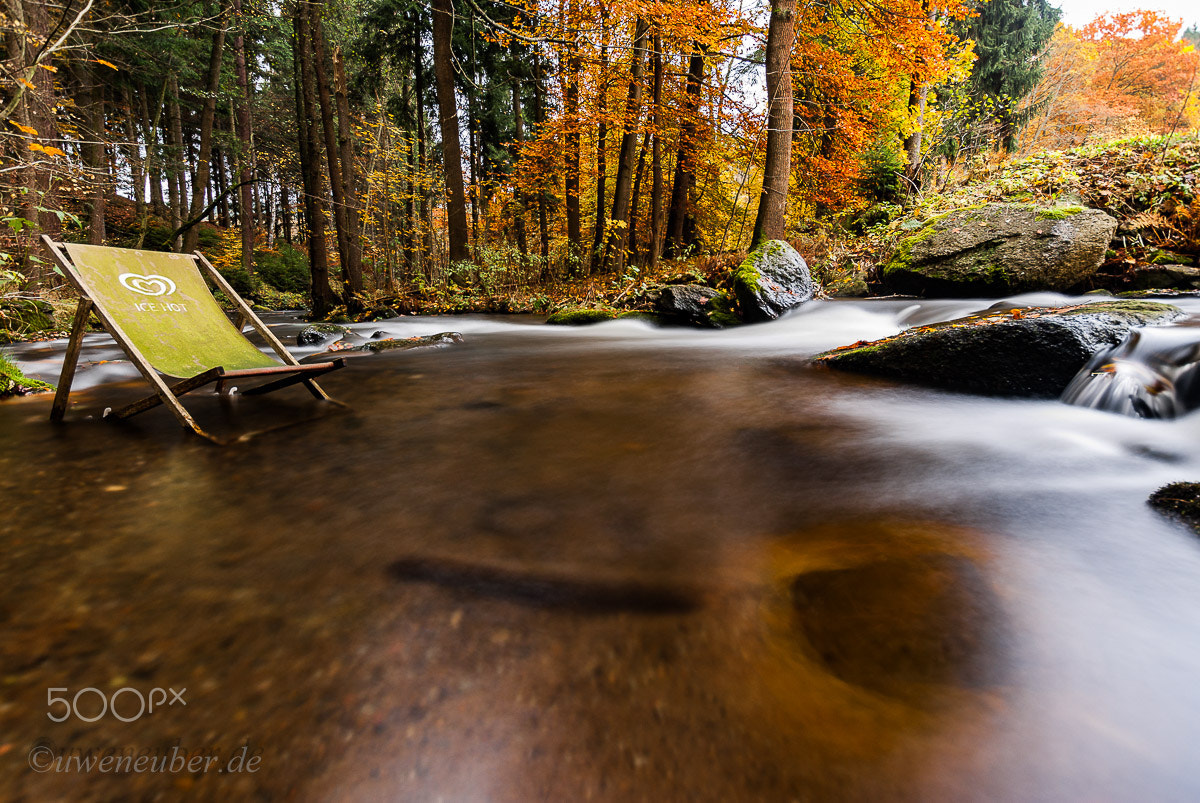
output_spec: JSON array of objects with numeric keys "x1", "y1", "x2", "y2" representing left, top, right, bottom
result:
[{"x1": 2, "y1": 295, "x2": 1200, "y2": 801}]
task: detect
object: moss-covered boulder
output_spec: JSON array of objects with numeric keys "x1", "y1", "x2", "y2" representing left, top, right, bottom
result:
[
  {"x1": 813, "y1": 300, "x2": 1183, "y2": 397},
  {"x1": 879, "y1": 203, "x2": 1118, "y2": 296},
  {"x1": 1148, "y1": 482, "x2": 1200, "y2": 535},
  {"x1": 733, "y1": 240, "x2": 815, "y2": 322}
]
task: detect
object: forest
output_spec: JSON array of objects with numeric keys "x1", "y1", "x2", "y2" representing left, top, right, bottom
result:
[{"x1": 1, "y1": 0, "x2": 1198, "y2": 324}]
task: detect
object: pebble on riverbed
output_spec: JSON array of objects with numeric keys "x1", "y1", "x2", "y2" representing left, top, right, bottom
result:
[{"x1": 1148, "y1": 482, "x2": 1200, "y2": 535}]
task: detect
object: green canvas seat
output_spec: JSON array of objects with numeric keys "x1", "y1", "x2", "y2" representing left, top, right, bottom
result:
[{"x1": 43, "y1": 237, "x2": 344, "y2": 442}]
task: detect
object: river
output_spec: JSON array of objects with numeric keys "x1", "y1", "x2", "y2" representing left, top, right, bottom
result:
[{"x1": 2, "y1": 294, "x2": 1199, "y2": 801}]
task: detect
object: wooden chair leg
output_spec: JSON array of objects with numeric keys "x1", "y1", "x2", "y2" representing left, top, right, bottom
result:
[
  {"x1": 110, "y1": 367, "x2": 223, "y2": 419},
  {"x1": 50, "y1": 298, "x2": 93, "y2": 422}
]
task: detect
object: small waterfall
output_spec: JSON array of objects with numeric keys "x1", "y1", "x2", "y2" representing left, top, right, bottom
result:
[{"x1": 1061, "y1": 326, "x2": 1200, "y2": 419}]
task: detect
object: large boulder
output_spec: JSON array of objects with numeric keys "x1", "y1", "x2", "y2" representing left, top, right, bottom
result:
[
  {"x1": 733, "y1": 240, "x2": 815, "y2": 322},
  {"x1": 813, "y1": 300, "x2": 1183, "y2": 397},
  {"x1": 879, "y1": 203, "x2": 1118, "y2": 296}
]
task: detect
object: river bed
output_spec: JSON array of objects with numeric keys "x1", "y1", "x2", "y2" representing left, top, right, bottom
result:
[{"x1": 2, "y1": 295, "x2": 1200, "y2": 801}]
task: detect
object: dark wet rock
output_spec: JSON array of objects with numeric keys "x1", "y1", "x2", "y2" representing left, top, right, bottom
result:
[
  {"x1": 362, "y1": 332, "x2": 464, "y2": 352},
  {"x1": 304, "y1": 331, "x2": 463, "y2": 361},
  {"x1": 297, "y1": 323, "x2": 349, "y2": 346},
  {"x1": 653, "y1": 285, "x2": 740, "y2": 328},
  {"x1": 1148, "y1": 482, "x2": 1200, "y2": 534},
  {"x1": 878, "y1": 203, "x2": 1118, "y2": 296},
  {"x1": 1131, "y1": 264, "x2": 1200, "y2": 291},
  {"x1": 656, "y1": 285, "x2": 718, "y2": 325},
  {"x1": 733, "y1": 240, "x2": 815, "y2": 322},
  {"x1": 813, "y1": 300, "x2": 1183, "y2": 398},
  {"x1": 545, "y1": 308, "x2": 666, "y2": 326}
]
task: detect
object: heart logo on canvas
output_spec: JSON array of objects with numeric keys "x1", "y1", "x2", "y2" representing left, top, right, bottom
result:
[{"x1": 119, "y1": 272, "x2": 177, "y2": 297}]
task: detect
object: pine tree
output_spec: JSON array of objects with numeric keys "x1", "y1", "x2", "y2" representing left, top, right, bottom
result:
[{"x1": 959, "y1": 0, "x2": 1060, "y2": 151}]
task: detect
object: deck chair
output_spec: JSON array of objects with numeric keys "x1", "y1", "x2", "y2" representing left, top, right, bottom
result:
[{"x1": 43, "y1": 236, "x2": 345, "y2": 443}]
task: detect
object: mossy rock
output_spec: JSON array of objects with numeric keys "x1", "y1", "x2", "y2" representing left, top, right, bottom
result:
[
  {"x1": 1148, "y1": 482, "x2": 1200, "y2": 535},
  {"x1": 546, "y1": 308, "x2": 622, "y2": 325},
  {"x1": 733, "y1": 240, "x2": 815, "y2": 322},
  {"x1": 879, "y1": 203, "x2": 1118, "y2": 297},
  {"x1": 0, "y1": 352, "x2": 53, "y2": 397},
  {"x1": 297, "y1": 323, "x2": 350, "y2": 347},
  {"x1": 814, "y1": 300, "x2": 1183, "y2": 398}
]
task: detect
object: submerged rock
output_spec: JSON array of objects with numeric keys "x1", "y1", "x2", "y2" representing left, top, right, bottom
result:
[
  {"x1": 362, "y1": 332, "x2": 464, "y2": 352},
  {"x1": 304, "y1": 331, "x2": 463, "y2": 360},
  {"x1": 879, "y1": 203, "x2": 1118, "y2": 296},
  {"x1": 1148, "y1": 482, "x2": 1200, "y2": 535},
  {"x1": 297, "y1": 323, "x2": 349, "y2": 346},
  {"x1": 813, "y1": 300, "x2": 1183, "y2": 397},
  {"x1": 733, "y1": 240, "x2": 815, "y2": 322},
  {"x1": 545, "y1": 308, "x2": 665, "y2": 326}
]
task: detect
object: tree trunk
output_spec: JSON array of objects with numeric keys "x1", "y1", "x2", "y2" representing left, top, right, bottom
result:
[
  {"x1": 167, "y1": 74, "x2": 186, "y2": 246},
  {"x1": 121, "y1": 85, "x2": 145, "y2": 209},
  {"x1": 903, "y1": 78, "x2": 930, "y2": 189},
  {"x1": 591, "y1": 8, "x2": 610, "y2": 268},
  {"x1": 310, "y1": 7, "x2": 357, "y2": 306},
  {"x1": 11, "y1": 0, "x2": 60, "y2": 279},
  {"x1": 750, "y1": 0, "x2": 796, "y2": 248},
  {"x1": 415, "y1": 27, "x2": 434, "y2": 276},
  {"x1": 430, "y1": 0, "x2": 471, "y2": 264},
  {"x1": 564, "y1": 1, "x2": 582, "y2": 266},
  {"x1": 294, "y1": 0, "x2": 335, "y2": 317},
  {"x1": 183, "y1": 6, "x2": 227, "y2": 254},
  {"x1": 649, "y1": 32, "x2": 664, "y2": 271},
  {"x1": 333, "y1": 48, "x2": 363, "y2": 291},
  {"x1": 602, "y1": 17, "x2": 649, "y2": 273},
  {"x1": 233, "y1": 0, "x2": 256, "y2": 272},
  {"x1": 75, "y1": 62, "x2": 107, "y2": 244},
  {"x1": 511, "y1": 78, "x2": 528, "y2": 258},
  {"x1": 627, "y1": 130, "x2": 650, "y2": 262},
  {"x1": 665, "y1": 47, "x2": 705, "y2": 257},
  {"x1": 140, "y1": 83, "x2": 166, "y2": 216},
  {"x1": 280, "y1": 182, "x2": 292, "y2": 245}
]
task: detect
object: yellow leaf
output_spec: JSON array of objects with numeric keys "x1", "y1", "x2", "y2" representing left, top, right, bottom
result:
[
  {"x1": 94, "y1": 59, "x2": 118, "y2": 70},
  {"x1": 9, "y1": 121, "x2": 38, "y2": 136},
  {"x1": 42, "y1": 146, "x2": 66, "y2": 158},
  {"x1": 19, "y1": 78, "x2": 35, "y2": 89},
  {"x1": 28, "y1": 143, "x2": 45, "y2": 152},
  {"x1": 39, "y1": 64, "x2": 58, "y2": 73}
]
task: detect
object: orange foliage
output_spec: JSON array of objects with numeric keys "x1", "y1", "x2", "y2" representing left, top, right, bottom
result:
[{"x1": 1020, "y1": 11, "x2": 1200, "y2": 152}]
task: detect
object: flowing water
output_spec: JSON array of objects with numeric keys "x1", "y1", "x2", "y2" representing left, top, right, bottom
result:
[{"x1": 3, "y1": 294, "x2": 1200, "y2": 801}]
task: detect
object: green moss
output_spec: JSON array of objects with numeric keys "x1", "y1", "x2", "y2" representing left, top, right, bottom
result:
[
  {"x1": 0, "y1": 351, "x2": 52, "y2": 397},
  {"x1": 546, "y1": 308, "x2": 621, "y2": 325},
  {"x1": 1061, "y1": 300, "x2": 1181, "y2": 320},
  {"x1": 1034, "y1": 205, "x2": 1084, "y2": 221}
]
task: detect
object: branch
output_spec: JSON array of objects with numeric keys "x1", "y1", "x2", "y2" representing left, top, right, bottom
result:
[{"x1": 169, "y1": 179, "x2": 258, "y2": 242}]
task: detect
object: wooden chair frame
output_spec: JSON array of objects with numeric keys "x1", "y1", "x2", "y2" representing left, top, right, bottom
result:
[{"x1": 43, "y1": 236, "x2": 345, "y2": 443}]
